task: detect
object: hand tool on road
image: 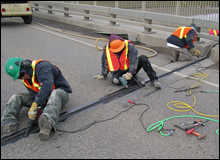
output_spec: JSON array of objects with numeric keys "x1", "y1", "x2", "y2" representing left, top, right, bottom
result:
[
  {"x1": 174, "y1": 124, "x2": 206, "y2": 140},
  {"x1": 24, "y1": 107, "x2": 42, "y2": 137},
  {"x1": 119, "y1": 77, "x2": 128, "y2": 88},
  {"x1": 185, "y1": 120, "x2": 209, "y2": 130},
  {"x1": 194, "y1": 90, "x2": 219, "y2": 93},
  {"x1": 181, "y1": 119, "x2": 202, "y2": 125},
  {"x1": 186, "y1": 90, "x2": 219, "y2": 96},
  {"x1": 175, "y1": 86, "x2": 200, "y2": 92}
]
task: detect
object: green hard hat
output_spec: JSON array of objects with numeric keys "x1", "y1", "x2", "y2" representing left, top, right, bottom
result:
[
  {"x1": 5, "y1": 57, "x2": 22, "y2": 81},
  {"x1": 190, "y1": 23, "x2": 198, "y2": 34}
]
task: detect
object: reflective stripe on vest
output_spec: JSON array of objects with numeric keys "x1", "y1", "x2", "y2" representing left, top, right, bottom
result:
[
  {"x1": 105, "y1": 40, "x2": 130, "y2": 71},
  {"x1": 22, "y1": 60, "x2": 55, "y2": 92},
  {"x1": 172, "y1": 26, "x2": 197, "y2": 48},
  {"x1": 209, "y1": 29, "x2": 218, "y2": 36}
]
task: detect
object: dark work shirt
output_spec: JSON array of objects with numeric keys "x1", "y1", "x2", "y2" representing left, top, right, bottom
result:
[{"x1": 24, "y1": 60, "x2": 72, "y2": 105}]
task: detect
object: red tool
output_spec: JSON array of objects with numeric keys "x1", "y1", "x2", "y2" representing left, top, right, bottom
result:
[
  {"x1": 128, "y1": 100, "x2": 134, "y2": 104},
  {"x1": 174, "y1": 124, "x2": 206, "y2": 140},
  {"x1": 186, "y1": 128, "x2": 206, "y2": 140}
]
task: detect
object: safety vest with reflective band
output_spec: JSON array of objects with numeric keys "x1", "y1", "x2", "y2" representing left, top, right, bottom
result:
[
  {"x1": 22, "y1": 60, "x2": 55, "y2": 92},
  {"x1": 105, "y1": 40, "x2": 131, "y2": 72},
  {"x1": 208, "y1": 29, "x2": 219, "y2": 36},
  {"x1": 172, "y1": 27, "x2": 197, "y2": 48}
]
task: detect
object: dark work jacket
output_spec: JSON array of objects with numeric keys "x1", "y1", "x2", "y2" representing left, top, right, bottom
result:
[
  {"x1": 166, "y1": 29, "x2": 196, "y2": 49},
  {"x1": 21, "y1": 60, "x2": 72, "y2": 105},
  {"x1": 101, "y1": 43, "x2": 138, "y2": 78}
]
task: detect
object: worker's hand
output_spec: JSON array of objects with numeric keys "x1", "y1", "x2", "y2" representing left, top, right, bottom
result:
[
  {"x1": 93, "y1": 75, "x2": 104, "y2": 80},
  {"x1": 122, "y1": 72, "x2": 132, "y2": 81},
  {"x1": 189, "y1": 48, "x2": 201, "y2": 56},
  {"x1": 28, "y1": 102, "x2": 40, "y2": 120}
]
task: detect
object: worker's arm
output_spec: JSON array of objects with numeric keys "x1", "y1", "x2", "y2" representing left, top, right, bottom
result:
[
  {"x1": 127, "y1": 43, "x2": 138, "y2": 75},
  {"x1": 33, "y1": 62, "x2": 55, "y2": 106},
  {"x1": 101, "y1": 46, "x2": 109, "y2": 78},
  {"x1": 185, "y1": 29, "x2": 196, "y2": 49}
]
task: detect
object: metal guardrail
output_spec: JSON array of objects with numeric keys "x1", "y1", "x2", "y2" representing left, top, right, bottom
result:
[{"x1": 31, "y1": 1, "x2": 219, "y2": 41}]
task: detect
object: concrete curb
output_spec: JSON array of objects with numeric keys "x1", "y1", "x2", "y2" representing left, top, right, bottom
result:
[{"x1": 33, "y1": 11, "x2": 219, "y2": 62}]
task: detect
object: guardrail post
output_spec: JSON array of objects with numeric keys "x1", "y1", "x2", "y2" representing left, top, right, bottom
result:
[
  {"x1": 34, "y1": 3, "x2": 39, "y2": 11},
  {"x1": 142, "y1": 1, "x2": 146, "y2": 11},
  {"x1": 84, "y1": 10, "x2": 89, "y2": 20},
  {"x1": 110, "y1": 13, "x2": 116, "y2": 26},
  {"x1": 144, "y1": 19, "x2": 152, "y2": 33},
  {"x1": 64, "y1": 7, "x2": 71, "y2": 17},
  {"x1": 48, "y1": 5, "x2": 52, "y2": 14},
  {"x1": 115, "y1": 1, "x2": 118, "y2": 8}
]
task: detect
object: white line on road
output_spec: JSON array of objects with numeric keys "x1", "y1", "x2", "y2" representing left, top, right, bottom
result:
[
  {"x1": 152, "y1": 64, "x2": 219, "y2": 88},
  {"x1": 9, "y1": 19, "x2": 219, "y2": 88},
  {"x1": 11, "y1": 19, "x2": 96, "y2": 48}
]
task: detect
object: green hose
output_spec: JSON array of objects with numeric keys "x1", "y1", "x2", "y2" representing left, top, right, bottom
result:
[{"x1": 147, "y1": 115, "x2": 219, "y2": 136}]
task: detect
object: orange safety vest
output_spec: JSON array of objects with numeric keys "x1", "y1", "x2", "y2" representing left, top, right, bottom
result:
[
  {"x1": 172, "y1": 27, "x2": 197, "y2": 48},
  {"x1": 105, "y1": 40, "x2": 131, "y2": 72},
  {"x1": 22, "y1": 60, "x2": 55, "y2": 92}
]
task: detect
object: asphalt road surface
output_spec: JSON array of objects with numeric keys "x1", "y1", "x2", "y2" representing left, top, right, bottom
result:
[{"x1": 1, "y1": 17, "x2": 219, "y2": 159}]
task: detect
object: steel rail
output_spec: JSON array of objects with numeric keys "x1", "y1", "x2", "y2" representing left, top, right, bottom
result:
[{"x1": 1, "y1": 41, "x2": 218, "y2": 146}]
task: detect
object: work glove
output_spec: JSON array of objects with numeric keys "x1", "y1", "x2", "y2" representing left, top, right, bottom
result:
[
  {"x1": 122, "y1": 72, "x2": 132, "y2": 81},
  {"x1": 93, "y1": 75, "x2": 104, "y2": 80},
  {"x1": 28, "y1": 102, "x2": 40, "y2": 120},
  {"x1": 189, "y1": 48, "x2": 201, "y2": 56}
]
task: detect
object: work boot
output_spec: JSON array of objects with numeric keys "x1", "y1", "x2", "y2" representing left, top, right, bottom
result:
[
  {"x1": 170, "y1": 51, "x2": 177, "y2": 62},
  {"x1": 38, "y1": 113, "x2": 52, "y2": 141},
  {"x1": 151, "y1": 80, "x2": 162, "y2": 89},
  {"x1": 1, "y1": 120, "x2": 18, "y2": 135}
]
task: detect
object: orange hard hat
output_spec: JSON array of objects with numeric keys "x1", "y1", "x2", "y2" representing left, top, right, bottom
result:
[{"x1": 109, "y1": 39, "x2": 125, "y2": 52}]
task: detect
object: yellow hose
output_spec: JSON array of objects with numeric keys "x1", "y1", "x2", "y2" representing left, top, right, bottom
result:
[
  {"x1": 167, "y1": 71, "x2": 219, "y2": 117},
  {"x1": 33, "y1": 21, "x2": 157, "y2": 58}
]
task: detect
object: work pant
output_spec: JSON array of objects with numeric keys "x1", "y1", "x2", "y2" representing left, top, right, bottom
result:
[
  {"x1": 111, "y1": 55, "x2": 158, "y2": 85},
  {"x1": 168, "y1": 47, "x2": 193, "y2": 61},
  {"x1": 1, "y1": 88, "x2": 69, "y2": 131}
]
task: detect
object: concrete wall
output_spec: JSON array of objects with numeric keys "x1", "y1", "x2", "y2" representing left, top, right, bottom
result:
[{"x1": 32, "y1": 11, "x2": 219, "y2": 61}]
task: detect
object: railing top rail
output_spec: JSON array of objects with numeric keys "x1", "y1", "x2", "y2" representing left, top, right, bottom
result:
[
  {"x1": 32, "y1": 1, "x2": 110, "y2": 13},
  {"x1": 31, "y1": 1, "x2": 219, "y2": 41}
]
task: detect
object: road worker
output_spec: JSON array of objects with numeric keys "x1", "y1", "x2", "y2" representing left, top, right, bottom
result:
[
  {"x1": 94, "y1": 33, "x2": 161, "y2": 88},
  {"x1": 166, "y1": 23, "x2": 201, "y2": 62},
  {"x1": 1, "y1": 57, "x2": 72, "y2": 140}
]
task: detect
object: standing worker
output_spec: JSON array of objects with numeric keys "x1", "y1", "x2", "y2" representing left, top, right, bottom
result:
[
  {"x1": 166, "y1": 23, "x2": 201, "y2": 62},
  {"x1": 1, "y1": 57, "x2": 72, "y2": 140},
  {"x1": 93, "y1": 33, "x2": 161, "y2": 88}
]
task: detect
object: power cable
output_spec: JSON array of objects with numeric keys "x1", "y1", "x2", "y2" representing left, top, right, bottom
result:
[
  {"x1": 57, "y1": 102, "x2": 150, "y2": 133},
  {"x1": 146, "y1": 115, "x2": 219, "y2": 136},
  {"x1": 166, "y1": 63, "x2": 219, "y2": 117}
]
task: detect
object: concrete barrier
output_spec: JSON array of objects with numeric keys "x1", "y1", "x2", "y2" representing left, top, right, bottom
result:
[{"x1": 33, "y1": 11, "x2": 219, "y2": 61}]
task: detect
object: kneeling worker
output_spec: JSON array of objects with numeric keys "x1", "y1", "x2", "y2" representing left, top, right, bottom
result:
[
  {"x1": 166, "y1": 23, "x2": 201, "y2": 62},
  {"x1": 94, "y1": 33, "x2": 161, "y2": 88}
]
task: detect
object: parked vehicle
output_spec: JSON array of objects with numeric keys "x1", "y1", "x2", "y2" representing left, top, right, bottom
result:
[{"x1": 1, "y1": 1, "x2": 33, "y2": 24}]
